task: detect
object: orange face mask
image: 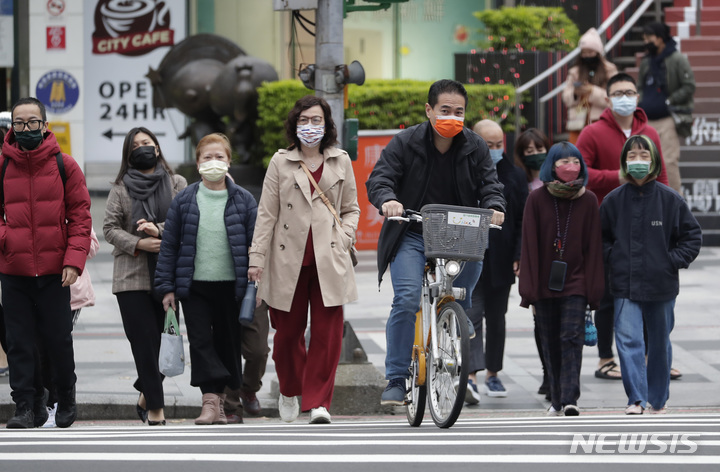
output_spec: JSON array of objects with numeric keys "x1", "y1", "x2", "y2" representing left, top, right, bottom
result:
[{"x1": 433, "y1": 115, "x2": 464, "y2": 138}]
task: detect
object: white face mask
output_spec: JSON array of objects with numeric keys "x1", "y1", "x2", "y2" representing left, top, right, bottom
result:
[
  {"x1": 198, "y1": 160, "x2": 229, "y2": 182},
  {"x1": 611, "y1": 95, "x2": 637, "y2": 117},
  {"x1": 297, "y1": 124, "x2": 325, "y2": 148}
]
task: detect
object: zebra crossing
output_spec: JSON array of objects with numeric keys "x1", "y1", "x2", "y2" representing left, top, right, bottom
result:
[{"x1": 0, "y1": 414, "x2": 718, "y2": 471}]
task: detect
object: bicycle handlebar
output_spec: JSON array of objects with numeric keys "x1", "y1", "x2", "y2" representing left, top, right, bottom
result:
[{"x1": 388, "y1": 209, "x2": 502, "y2": 230}]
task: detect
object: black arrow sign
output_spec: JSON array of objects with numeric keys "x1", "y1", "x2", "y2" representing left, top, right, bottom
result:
[{"x1": 102, "y1": 129, "x2": 167, "y2": 140}]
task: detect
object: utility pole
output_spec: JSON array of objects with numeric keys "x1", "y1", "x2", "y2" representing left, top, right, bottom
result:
[{"x1": 314, "y1": 0, "x2": 345, "y2": 137}]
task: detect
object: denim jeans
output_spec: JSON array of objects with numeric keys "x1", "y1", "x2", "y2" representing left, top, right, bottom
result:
[
  {"x1": 385, "y1": 231, "x2": 482, "y2": 379},
  {"x1": 614, "y1": 298, "x2": 675, "y2": 409}
]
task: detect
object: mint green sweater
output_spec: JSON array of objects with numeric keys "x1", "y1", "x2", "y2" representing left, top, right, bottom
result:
[{"x1": 193, "y1": 184, "x2": 234, "y2": 281}]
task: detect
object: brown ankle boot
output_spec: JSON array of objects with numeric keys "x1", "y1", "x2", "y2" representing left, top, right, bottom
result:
[
  {"x1": 195, "y1": 393, "x2": 220, "y2": 425},
  {"x1": 216, "y1": 393, "x2": 228, "y2": 425}
]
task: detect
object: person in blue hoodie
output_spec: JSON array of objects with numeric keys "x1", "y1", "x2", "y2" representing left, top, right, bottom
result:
[{"x1": 600, "y1": 135, "x2": 701, "y2": 415}]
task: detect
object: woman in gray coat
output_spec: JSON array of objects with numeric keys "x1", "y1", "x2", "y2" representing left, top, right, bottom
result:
[{"x1": 103, "y1": 127, "x2": 186, "y2": 426}]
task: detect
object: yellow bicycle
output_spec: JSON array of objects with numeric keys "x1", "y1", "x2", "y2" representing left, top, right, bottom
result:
[{"x1": 390, "y1": 204, "x2": 497, "y2": 428}]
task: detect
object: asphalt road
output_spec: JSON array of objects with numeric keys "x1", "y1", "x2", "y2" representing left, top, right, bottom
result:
[{"x1": 0, "y1": 414, "x2": 718, "y2": 472}]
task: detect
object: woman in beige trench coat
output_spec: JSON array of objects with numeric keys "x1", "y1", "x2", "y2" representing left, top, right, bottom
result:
[{"x1": 248, "y1": 95, "x2": 359, "y2": 425}]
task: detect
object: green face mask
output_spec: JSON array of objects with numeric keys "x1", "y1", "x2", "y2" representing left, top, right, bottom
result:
[
  {"x1": 15, "y1": 129, "x2": 44, "y2": 150},
  {"x1": 522, "y1": 152, "x2": 546, "y2": 171},
  {"x1": 627, "y1": 161, "x2": 651, "y2": 180}
]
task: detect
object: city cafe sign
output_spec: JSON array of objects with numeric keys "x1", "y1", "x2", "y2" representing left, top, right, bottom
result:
[{"x1": 91, "y1": 0, "x2": 174, "y2": 56}]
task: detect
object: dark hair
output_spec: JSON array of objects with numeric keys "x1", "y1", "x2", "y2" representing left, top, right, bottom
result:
[
  {"x1": 620, "y1": 134, "x2": 662, "y2": 180},
  {"x1": 428, "y1": 79, "x2": 469, "y2": 108},
  {"x1": 0, "y1": 127, "x2": 5, "y2": 151},
  {"x1": 643, "y1": 22, "x2": 671, "y2": 42},
  {"x1": 514, "y1": 128, "x2": 552, "y2": 183},
  {"x1": 539, "y1": 141, "x2": 589, "y2": 186},
  {"x1": 284, "y1": 95, "x2": 338, "y2": 153},
  {"x1": 11, "y1": 97, "x2": 48, "y2": 122},
  {"x1": 114, "y1": 127, "x2": 174, "y2": 184},
  {"x1": 573, "y1": 54, "x2": 609, "y2": 87},
  {"x1": 606, "y1": 72, "x2": 636, "y2": 94}
]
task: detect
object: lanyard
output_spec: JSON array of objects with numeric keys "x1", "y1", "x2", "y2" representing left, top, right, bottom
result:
[{"x1": 553, "y1": 197, "x2": 573, "y2": 260}]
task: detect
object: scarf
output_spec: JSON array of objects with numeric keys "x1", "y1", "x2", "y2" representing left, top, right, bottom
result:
[
  {"x1": 545, "y1": 178, "x2": 584, "y2": 199},
  {"x1": 122, "y1": 166, "x2": 172, "y2": 225}
]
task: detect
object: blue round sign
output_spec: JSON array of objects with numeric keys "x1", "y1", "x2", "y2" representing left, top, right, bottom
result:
[{"x1": 35, "y1": 69, "x2": 80, "y2": 114}]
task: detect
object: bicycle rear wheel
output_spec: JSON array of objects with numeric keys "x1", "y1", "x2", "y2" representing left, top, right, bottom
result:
[
  {"x1": 427, "y1": 301, "x2": 469, "y2": 428},
  {"x1": 406, "y1": 349, "x2": 426, "y2": 427}
]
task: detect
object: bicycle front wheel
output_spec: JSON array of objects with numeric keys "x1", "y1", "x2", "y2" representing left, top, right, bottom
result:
[
  {"x1": 406, "y1": 349, "x2": 426, "y2": 427},
  {"x1": 427, "y1": 301, "x2": 469, "y2": 428}
]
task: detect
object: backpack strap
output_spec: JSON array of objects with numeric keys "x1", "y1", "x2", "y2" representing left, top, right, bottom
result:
[
  {"x1": 56, "y1": 152, "x2": 67, "y2": 188},
  {"x1": 0, "y1": 157, "x2": 8, "y2": 207}
]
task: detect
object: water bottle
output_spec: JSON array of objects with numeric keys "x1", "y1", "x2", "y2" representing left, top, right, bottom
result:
[{"x1": 238, "y1": 281, "x2": 257, "y2": 327}]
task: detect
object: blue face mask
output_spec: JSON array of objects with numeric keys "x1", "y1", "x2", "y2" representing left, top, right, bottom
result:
[
  {"x1": 611, "y1": 95, "x2": 637, "y2": 117},
  {"x1": 489, "y1": 149, "x2": 504, "y2": 165}
]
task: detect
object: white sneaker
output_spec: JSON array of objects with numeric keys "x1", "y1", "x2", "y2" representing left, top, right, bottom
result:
[
  {"x1": 309, "y1": 406, "x2": 331, "y2": 424},
  {"x1": 42, "y1": 403, "x2": 57, "y2": 428},
  {"x1": 546, "y1": 405, "x2": 563, "y2": 417},
  {"x1": 278, "y1": 395, "x2": 299, "y2": 423}
]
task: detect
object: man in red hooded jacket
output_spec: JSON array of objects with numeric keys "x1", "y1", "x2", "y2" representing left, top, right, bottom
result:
[
  {"x1": 1, "y1": 97, "x2": 91, "y2": 429},
  {"x1": 576, "y1": 73, "x2": 670, "y2": 383}
]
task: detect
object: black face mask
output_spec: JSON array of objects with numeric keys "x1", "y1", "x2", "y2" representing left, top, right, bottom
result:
[
  {"x1": 129, "y1": 146, "x2": 158, "y2": 170},
  {"x1": 644, "y1": 42, "x2": 658, "y2": 55},
  {"x1": 581, "y1": 56, "x2": 600, "y2": 67},
  {"x1": 15, "y1": 129, "x2": 44, "y2": 150}
]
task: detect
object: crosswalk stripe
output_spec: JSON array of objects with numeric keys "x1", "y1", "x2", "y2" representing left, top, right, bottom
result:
[{"x1": 0, "y1": 453, "x2": 718, "y2": 464}]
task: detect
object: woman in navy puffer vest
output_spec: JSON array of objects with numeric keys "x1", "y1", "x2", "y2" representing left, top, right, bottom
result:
[{"x1": 155, "y1": 133, "x2": 257, "y2": 425}]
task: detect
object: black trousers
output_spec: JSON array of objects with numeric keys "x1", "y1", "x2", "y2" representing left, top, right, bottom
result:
[
  {"x1": 0, "y1": 274, "x2": 75, "y2": 410},
  {"x1": 116, "y1": 291, "x2": 166, "y2": 411},
  {"x1": 595, "y1": 266, "x2": 615, "y2": 360},
  {"x1": 182, "y1": 281, "x2": 242, "y2": 394},
  {"x1": 467, "y1": 280, "x2": 510, "y2": 374}
]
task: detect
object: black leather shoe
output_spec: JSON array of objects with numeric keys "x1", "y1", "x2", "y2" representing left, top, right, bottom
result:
[
  {"x1": 148, "y1": 419, "x2": 166, "y2": 426},
  {"x1": 6, "y1": 409, "x2": 34, "y2": 429},
  {"x1": 33, "y1": 388, "x2": 50, "y2": 428},
  {"x1": 55, "y1": 386, "x2": 77, "y2": 428},
  {"x1": 136, "y1": 403, "x2": 148, "y2": 423}
]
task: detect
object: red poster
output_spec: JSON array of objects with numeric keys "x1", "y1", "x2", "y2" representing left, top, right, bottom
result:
[
  {"x1": 351, "y1": 132, "x2": 398, "y2": 250},
  {"x1": 47, "y1": 26, "x2": 66, "y2": 50}
]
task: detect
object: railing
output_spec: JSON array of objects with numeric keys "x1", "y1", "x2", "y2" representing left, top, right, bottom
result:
[{"x1": 514, "y1": 0, "x2": 655, "y2": 133}]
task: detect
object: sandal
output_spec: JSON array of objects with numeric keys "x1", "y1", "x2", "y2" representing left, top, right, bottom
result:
[
  {"x1": 595, "y1": 360, "x2": 622, "y2": 380},
  {"x1": 670, "y1": 368, "x2": 682, "y2": 380}
]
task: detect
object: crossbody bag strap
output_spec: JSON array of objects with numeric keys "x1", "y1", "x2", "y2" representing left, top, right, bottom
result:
[{"x1": 299, "y1": 160, "x2": 342, "y2": 227}]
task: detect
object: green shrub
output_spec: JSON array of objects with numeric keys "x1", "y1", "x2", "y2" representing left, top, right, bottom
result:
[
  {"x1": 474, "y1": 6, "x2": 579, "y2": 52},
  {"x1": 256, "y1": 79, "x2": 519, "y2": 165}
]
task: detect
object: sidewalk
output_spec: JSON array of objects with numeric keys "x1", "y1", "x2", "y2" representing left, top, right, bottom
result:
[{"x1": 1, "y1": 195, "x2": 719, "y2": 421}]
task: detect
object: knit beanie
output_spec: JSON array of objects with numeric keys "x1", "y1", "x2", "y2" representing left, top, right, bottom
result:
[{"x1": 578, "y1": 28, "x2": 604, "y2": 56}]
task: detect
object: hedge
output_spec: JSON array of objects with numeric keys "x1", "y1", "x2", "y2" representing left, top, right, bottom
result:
[
  {"x1": 256, "y1": 79, "x2": 519, "y2": 165},
  {"x1": 474, "y1": 6, "x2": 579, "y2": 52}
]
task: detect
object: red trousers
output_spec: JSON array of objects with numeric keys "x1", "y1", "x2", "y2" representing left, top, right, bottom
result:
[{"x1": 269, "y1": 264, "x2": 344, "y2": 411}]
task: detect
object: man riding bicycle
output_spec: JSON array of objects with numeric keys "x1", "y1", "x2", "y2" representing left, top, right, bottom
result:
[{"x1": 366, "y1": 79, "x2": 506, "y2": 406}]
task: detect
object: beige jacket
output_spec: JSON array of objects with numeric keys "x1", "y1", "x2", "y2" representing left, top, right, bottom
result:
[
  {"x1": 103, "y1": 174, "x2": 187, "y2": 294},
  {"x1": 562, "y1": 59, "x2": 618, "y2": 126},
  {"x1": 250, "y1": 146, "x2": 359, "y2": 311}
]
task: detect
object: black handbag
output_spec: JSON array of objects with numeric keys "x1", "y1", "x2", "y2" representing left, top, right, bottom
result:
[{"x1": 668, "y1": 105, "x2": 694, "y2": 138}]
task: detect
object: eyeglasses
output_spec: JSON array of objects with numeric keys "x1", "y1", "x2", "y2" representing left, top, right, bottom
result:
[
  {"x1": 298, "y1": 116, "x2": 324, "y2": 126},
  {"x1": 609, "y1": 90, "x2": 638, "y2": 98},
  {"x1": 12, "y1": 119, "x2": 44, "y2": 132}
]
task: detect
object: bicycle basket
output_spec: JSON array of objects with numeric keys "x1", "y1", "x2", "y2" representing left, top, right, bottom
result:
[{"x1": 420, "y1": 204, "x2": 493, "y2": 261}]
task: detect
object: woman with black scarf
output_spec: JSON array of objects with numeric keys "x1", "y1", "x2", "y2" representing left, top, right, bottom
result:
[{"x1": 103, "y1": 127, "x2": 187, "y2": 426}]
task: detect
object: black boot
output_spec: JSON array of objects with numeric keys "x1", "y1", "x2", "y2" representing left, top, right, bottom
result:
[
  {"x1": 33, "y1": 388, "x2": 49, "y2": 427},
  {"x1": 55, "y1": 386, "x2": 76, "y2": 428},
  {"x1": 6, "y1": 409, "x2": 34, "y2": 429}
]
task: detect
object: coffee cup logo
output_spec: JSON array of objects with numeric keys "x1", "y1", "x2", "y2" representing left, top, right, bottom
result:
[{"x1": 92, "y1": 0, "x2": 174, "y2": 56}]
